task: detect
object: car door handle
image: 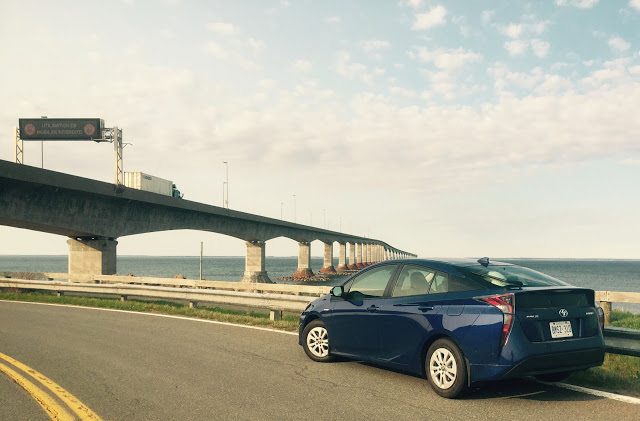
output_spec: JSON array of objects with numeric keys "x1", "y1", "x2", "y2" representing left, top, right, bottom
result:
[
  {"x1": 418, "y1": 306, "x2": 434, "y2": 312},
  {"x1": 367, "y1": 305, "x2": 379, "y2": 312}
]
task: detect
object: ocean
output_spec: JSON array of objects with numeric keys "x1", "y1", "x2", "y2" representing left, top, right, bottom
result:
[{"x1": 1, "y1": 256, "x2": 639, "y2": 312}]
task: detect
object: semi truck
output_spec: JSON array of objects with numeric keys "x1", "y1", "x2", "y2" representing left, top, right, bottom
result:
[{"x1": 124, "y1": 172, "x2": 183, "y2": 198}]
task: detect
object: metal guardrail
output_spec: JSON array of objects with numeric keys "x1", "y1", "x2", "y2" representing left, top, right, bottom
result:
[
  {"x1": 40, "y1": 272, "x2": 332, "y2": 297},
  {"x1": 603, "y1": 327, "x2": 640, "y2": 357},
  {"x1": 0, "y1": 278, "x2": 312, "y2": 319}
]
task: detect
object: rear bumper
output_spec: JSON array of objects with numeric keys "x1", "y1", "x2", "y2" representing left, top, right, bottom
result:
[
  {"x1": 468, "y1": 346, "x2": 605, "y2": 383},
  {"x1": 501, "y1": 347, "x2": 605, "y2": 378}
]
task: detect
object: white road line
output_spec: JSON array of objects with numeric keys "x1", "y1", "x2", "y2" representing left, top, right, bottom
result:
[
  {"x1": 2, "y1": 299, "x2": 639, "y2": 404},
  {"x1": 546, "y1": 381, "x2": 640, "y2": 405},
  {"x1": 0, "y1": 299, "x2": 298, "y2": 336}
]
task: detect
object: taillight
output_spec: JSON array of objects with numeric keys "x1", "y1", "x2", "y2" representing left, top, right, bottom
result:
[{"x1": 478, "y1": 293, "x2": 515, "y2": 347}]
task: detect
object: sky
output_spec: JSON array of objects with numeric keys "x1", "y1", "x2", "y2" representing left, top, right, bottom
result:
[{"x1": 1, "y1": 0, "x2": 639, "y2": 259}]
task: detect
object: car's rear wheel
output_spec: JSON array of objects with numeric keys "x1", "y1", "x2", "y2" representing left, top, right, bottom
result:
[
  {"x1": 426, "y1": 338, "x2": 467, "y2": 398},
  {"x1": 535, "y1": 371, "x2": 572, "y2": 382},
  {"x1": 302, "y1": 320, "x2": 334, "y2": 362}
]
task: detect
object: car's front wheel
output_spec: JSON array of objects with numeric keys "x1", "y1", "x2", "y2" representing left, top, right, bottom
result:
[
  {"x1": 426, "y1": 338, "x2": 468, "y2": 398},
  {"x1": 302, "y1": 320, "x2": 334, "y2": 362}
]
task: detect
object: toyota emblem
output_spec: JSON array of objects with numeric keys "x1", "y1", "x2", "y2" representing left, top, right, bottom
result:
[{"x1": 559, "y1": 309, "x2": 568, "y2": 317}]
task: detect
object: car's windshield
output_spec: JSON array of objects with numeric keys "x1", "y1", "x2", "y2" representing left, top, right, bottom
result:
[{"x1": 459, "y1": 265, "x2": 569, "y2": 287}]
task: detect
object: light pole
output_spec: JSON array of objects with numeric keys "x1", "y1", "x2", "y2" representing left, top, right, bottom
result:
[
  {"x1": 222, "y1": 161, "x2": 229, "y2": 209},
  {"x1": 293, "y1": 194, "x2": 297, "y2": 223}
]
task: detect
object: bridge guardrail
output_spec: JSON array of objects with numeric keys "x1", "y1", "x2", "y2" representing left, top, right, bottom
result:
[
  {"x1": 37, "y1": 272, "x2": 333, "y2": 296},
  {"x1": 0, "y1": 278, "x2": 312, "y2": 319}
]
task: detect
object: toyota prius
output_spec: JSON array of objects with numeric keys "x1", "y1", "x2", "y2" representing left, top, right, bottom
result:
[{"x1": 298, "y1": 258, "x2": 605, "y2": 398}]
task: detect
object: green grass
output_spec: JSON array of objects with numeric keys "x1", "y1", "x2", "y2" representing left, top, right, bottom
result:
[
  {"x1": 567, "y1": 310, "x2": 640, "y2": 397},
  {"x1": 0, "y1": 290, "x2": 299, "y2": 331},
  {"x1": 609, "y1": 310, "x2": 640, "y2": 330}
]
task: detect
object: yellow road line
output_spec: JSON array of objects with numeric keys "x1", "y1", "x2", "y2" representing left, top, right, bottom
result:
[
  {"x1": 0, "y1": 352, "x2": 102, "y2": 420},
  {"x1": 0, "y1": 361, "x2": 74, "y2": 421}
]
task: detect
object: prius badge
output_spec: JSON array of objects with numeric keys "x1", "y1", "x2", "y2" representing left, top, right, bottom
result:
[{"x1": 559, "y1": 309, "x2": 568, "y2": 318}]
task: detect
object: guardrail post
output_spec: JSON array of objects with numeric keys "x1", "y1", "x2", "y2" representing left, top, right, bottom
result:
[
  {"x1": 269, "y1": 310, "x2": 283, "y2": 321},
  {"x1": 56, "y1": 291, "x2": 64, "y2": 297},
  {"x1": 120, "y1": 295, "x2": 127, "y2": 302},
  {"x1": 189, "y1": 301, "x2": 197, "y2": 309},
  {"x1": 599, "y1": 300, "x2": 612, "y2": 325}
]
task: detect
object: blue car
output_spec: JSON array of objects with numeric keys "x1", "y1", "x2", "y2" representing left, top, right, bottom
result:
[{"x1": 298, "y1": 258, "x2": 605, "y2": 398}]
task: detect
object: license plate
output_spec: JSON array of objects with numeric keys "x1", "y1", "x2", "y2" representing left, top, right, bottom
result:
[{"x1": 550, "y1": 321, "x2": 573, "y2": 339}]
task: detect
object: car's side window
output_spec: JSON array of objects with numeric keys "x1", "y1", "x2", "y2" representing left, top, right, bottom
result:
[
  {"x1": 447, "y1": 275, "x2": 487, "y2": 292},
  {"x1": 392, "y1": 266, "x2": 436, "y2": 297},
  {"x1": 429, "y1": 273, "x2": 448, "y2": 293},
  {"x1": 347, "y1": 265, "x2": 398, "y2": 298}
]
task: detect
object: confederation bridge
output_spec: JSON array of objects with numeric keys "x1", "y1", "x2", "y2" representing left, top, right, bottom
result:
[{"x1": 0, "y1": 160, "x2": 416, "y2": 282}]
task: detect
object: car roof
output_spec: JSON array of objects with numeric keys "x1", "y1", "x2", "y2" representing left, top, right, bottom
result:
[{"x1": 383, "y1": 258, "x2": 515, "y2": 272}]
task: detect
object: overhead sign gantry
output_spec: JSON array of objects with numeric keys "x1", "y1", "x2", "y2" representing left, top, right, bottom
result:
[{"x1": 15, "y1": 117, "x2": 125, "y2": 186}]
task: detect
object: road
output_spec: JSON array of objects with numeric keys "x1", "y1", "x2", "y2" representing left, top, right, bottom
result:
[{"x1": 0, "y1": 301, "x2": 637, "y2": 420}]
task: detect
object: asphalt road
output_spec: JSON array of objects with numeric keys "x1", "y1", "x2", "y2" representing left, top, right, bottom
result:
[{"x1": 0, "y1": 301, "x2": 637, "y2": 421}]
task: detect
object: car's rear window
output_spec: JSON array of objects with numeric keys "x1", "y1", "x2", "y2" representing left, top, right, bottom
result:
[{"x1": 459, "y1": 265, "x2": 569, "y2": 287}]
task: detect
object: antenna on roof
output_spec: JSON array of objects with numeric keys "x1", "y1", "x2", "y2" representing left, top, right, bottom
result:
[{"x1": 477, "y1": 257, "x2": 490, "y2": 267}]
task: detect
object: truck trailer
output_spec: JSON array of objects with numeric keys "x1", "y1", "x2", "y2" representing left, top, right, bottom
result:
[{"x1": 124, "y1": 172, "x2": 183, "y2": 198}]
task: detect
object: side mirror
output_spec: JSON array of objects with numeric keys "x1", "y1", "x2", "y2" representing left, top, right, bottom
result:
[{"x1": 330, "y1": 286, "x2": 344, "y2": 297}]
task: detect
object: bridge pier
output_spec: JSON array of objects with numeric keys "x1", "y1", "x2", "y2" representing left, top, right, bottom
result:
[
  {"x1": 357, "y1": 243, "x2": 365, "y2": 269},
  {"x1": 67, "y1": 237, "x2": 117, "y2": 279},
  {"x1": 320, "y1": 242, "x2": 337, "y2": 274},
  {"x1": 242, "y1": 240, "x2": 272, "y2": 283},
  {"x1": 293, "y1": 241, "x2": 314, "y2": 279},
  {"x1": 348, "y1": 243, "x2": 358, "y2": 270},
  {"x1": 336, "y1": 242, "x2": 348, "y2": 272}
]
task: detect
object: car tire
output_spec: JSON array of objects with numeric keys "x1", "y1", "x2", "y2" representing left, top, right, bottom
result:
[
  {"x1": 425, "y1": 338, "x2": 468, "y2": 399},
  {"x1": 535, "y1": 371, "x2": 572, "y2": 382},
  {"x1": 302, "y1": 320, "x2": 334, "y2": 362}
]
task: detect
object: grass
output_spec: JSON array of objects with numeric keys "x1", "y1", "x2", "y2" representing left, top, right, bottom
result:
[
  {"x1": 0, "y1": 290, "x2": 299, "y2": 332},
  {"x1": 567, "y1": 310, "x2": 640, "y2": 397}
]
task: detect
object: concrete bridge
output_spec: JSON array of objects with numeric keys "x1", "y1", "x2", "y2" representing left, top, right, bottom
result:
[{"x1": 0, "y1": 159, "x2": 416, "y2": 282}]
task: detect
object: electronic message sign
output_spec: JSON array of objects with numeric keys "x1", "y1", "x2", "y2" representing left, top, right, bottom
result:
[{"x1": 19, "y1": 118, "x2": 104, "y2": 141}]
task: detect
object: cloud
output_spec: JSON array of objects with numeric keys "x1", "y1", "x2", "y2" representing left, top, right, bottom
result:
[
  {"x1": 360, "y1": 39, "x2": 392, "y2": 59},
  {"x1": 360, "y1": 39, "x2": 392, "y2": 53},
  {"x1": 412, "y1": 5, "x2": 447, "y2": 30},
  {"x1": 631, "y1": 0, "x2": 640, "y2": 11},
  {"x1": 403, "y1": 0, "x2": 423, "y2": 9},
  {"x1": 608, "y1": 36, "x2": 630, "y2": 53},
  {"x1": 335, "y1": 51, "x2": 375, "y2": 84},
  {"x1": 500, "y1": 20, "x2": 549, "y2": 39},
  {"x1": 409, "y1": 47, "x2": 482, "y2": 71},
  {"x1": 206, "y1": 21, "x2": 237, "y2": 35},
  {"x1": 504, "y1": 40, "x2": 529, "y2": 56},
  {"x1": 502, "y1": 23, "x2": 523, "y2": 39},
  {"x1": 555, "y1": 0, "x2": 599, "y2": 8},
  {"x1": 481, "y1": 10, "x2": 495, "y2": 25},
  {"x1": 325, "y1": 16, "x2": 340, "y2": 24},
  {"x1": 531, "y1": 39, "x2": 551, "y2": 58},
  {"x1": 292, "y1": 59, "x2": 312, "y2": 72}
]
